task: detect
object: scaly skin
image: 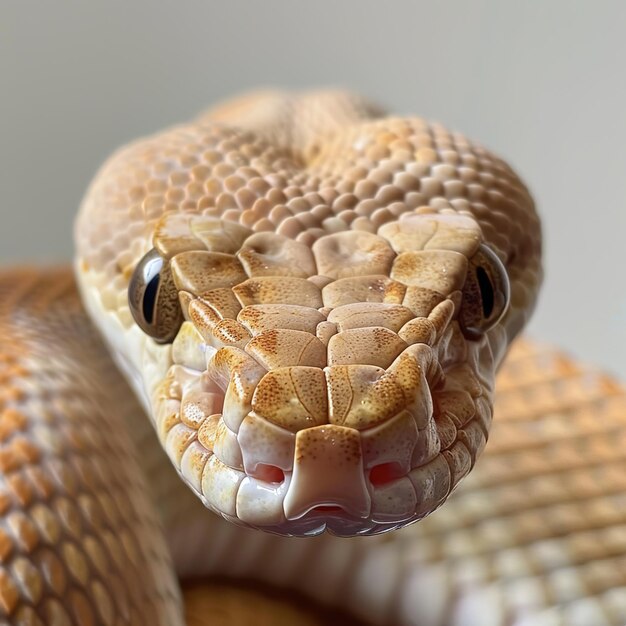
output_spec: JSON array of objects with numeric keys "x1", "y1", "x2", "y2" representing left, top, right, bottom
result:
[
  {"x1": 0, "y1": 269, "x2": 182, "y2": 625},
  {"x1": 14, "y1": 89, "x2": 617, "y2": 625},
  {"x1": 2, "y1": 271, "x2": 626, "y2": 624},
  {"x1": 75, "y1": 89, "x2": 542, "y2": 536}
]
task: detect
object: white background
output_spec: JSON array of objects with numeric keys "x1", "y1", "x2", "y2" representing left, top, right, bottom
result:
[{"x1": 2, "y1": 2, "x2": 625, "y2": 376}]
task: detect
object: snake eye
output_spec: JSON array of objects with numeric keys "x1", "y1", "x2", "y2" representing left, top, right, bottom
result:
[
  {"x1": 459, "y1": 243, "x2": 510, "y2": 340},
  {"x1": 128, "y1": 248, "x2": 183, "y2": 343}
]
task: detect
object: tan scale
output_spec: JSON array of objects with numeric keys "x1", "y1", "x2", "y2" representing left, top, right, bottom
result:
[
  {"x1": 245, "y1": 329, "x2": 327, "y2": 370},
  {"x1": 327, "y1": 302, "x2": 416, "y2": 332},
  {"x1": 233, "y1": 277, "x2": 323, "y2": 309},
  {"x1": 321, "y1": 275, "x2": 407, "y2": 308},
  {"x1": 252, "y1": 366, "x2": 328, "y2": 433},
  {"x1": 327, "y1": 326, "x2": 408, "y2": 368},
  {"x1": 170, "y1": 251, "x2": 248, "y2": 295},
  {"x1": 238, "y1": 232, "x2": 317, "y2": 278},
  {"x1": 238, "y1": 304, "x2": 325, "y2": 336}
]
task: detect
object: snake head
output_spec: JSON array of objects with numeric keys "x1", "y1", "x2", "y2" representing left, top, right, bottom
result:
[
  {"x1": 77, "y1": 92, "x2": 540, "y2": 537},
  {"x1": 128, "y1": 209, "x2": 516, "y2": 536}
]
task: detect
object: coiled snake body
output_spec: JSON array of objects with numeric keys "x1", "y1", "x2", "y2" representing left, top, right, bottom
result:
[{"x1": 1, "y1": 90, "x2": 621, "y2": 625}]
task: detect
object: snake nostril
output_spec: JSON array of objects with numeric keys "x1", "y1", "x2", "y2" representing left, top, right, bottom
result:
[
  {"x1": 253, "y1": 464, "x2": 285, "y2": 484},
  {"x1": 369, "y1": 462, "x2": 404, "y2": 487}
]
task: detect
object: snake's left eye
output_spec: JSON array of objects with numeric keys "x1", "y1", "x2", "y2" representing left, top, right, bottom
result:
[
  {"x1": 459, "y1": 243, "x2": 510, "y2": 340},
  {"x1": 128, "y1": 248, "x2": 183, "y2": 343}
]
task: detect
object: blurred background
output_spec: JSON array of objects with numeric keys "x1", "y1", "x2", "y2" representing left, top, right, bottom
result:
[{"x1": 1, "y1": 1, "x2": 625, "y2": 376}]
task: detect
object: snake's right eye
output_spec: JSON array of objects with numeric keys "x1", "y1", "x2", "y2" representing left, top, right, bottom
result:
[
  {"x1": 459, "y1": 243, "x2": 510, "y2": 340},
  {"x1": 128, "y1": 249, "x2": 182, "y2": 343}
]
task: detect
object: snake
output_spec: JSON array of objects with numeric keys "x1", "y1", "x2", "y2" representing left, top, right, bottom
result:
[{"x1": 4, "y1": 88, "x2": 621, "y2": 625}]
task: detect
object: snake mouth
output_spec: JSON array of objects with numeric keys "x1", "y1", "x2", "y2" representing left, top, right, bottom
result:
[{"x1": 154, "y1": 312, "x2": 496, "y2": 537}]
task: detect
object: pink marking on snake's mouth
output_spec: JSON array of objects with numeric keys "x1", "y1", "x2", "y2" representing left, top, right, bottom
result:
[
  {"x1": 252, "y1": 464, "x2": 285, "y2": 484},
  {"x1": 369, "y1": 462, "x2": 406, "y2": 487}
]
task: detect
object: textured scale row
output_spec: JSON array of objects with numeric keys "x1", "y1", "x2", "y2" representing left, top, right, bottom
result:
[{"x1": 394, "y1": 342, "x2": 626, "y2": 626}]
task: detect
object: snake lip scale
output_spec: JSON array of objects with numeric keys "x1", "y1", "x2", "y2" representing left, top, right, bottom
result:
[{"x1": 75, "y1": 88, "x2": 542, "y2": 538}]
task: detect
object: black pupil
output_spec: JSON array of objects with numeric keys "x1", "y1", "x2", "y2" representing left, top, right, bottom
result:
[
  {"x1": 476, "y1": 266, "x2": 495, "y2": 319},
  {"x1": 143, "y1": 274, "x2": 160, "y2": 325}
]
